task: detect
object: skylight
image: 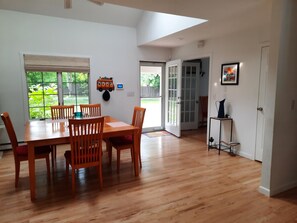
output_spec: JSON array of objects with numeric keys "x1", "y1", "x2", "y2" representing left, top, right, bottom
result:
[{"x1": 137, "y1": 11, "x2": 207, "y2": 46}]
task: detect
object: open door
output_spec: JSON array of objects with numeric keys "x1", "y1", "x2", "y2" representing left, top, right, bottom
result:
[
  {"x1": 165, "y1": 59, "x2": 182, "y2": 137},
  {"x1": 181, "y1": 62, "x2": 200, "y2": 130},
  {"x1": 255, "y1": 46, "x2": 269, "y2": 161}
]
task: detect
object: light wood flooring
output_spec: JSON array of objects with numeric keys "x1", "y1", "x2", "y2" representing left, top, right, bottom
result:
[{"x1": 1, "y1": 129, "x2": 297, "y2": 222}]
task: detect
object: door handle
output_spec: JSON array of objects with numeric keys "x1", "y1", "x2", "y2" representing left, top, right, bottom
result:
[{"x1": 257, "y1": 107, "x2": 263, "y2": 111}]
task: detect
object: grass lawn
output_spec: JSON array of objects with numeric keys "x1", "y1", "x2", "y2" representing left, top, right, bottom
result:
[{"x1": 141, "y1": 98, "x2": 161, "y2": 128}]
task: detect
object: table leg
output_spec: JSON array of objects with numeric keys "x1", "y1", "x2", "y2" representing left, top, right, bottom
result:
[
  {"x1": 28, "y1": 143, "x2": 36, "y2": 201},
  {"x1": 105, "y1": 139, "x2": 112, "y2": 165},
  {"x1": 133, "y1": 130, "x2": 139, "y2": 177},
  {"x1": 208, "y1": 118, "x2": 211, "y2": 150},
  {"x1": 219, "y1": 120, "x2": 222, "y2": 155}
]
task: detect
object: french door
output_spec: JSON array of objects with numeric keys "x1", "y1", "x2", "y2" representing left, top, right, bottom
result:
[
  {"x1": 181, "y1": 62, "x2": 200, "y2": 130},
  {"x1": 165, "y1": 59, "x2": 182, "y2": 137}
]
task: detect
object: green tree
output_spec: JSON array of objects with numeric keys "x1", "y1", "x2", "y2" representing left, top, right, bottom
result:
[
  {"x1": 141, "y1": 73, "x2": 160, "y2": 88},
  {"x1": 28, "y1": 83, "x2": 58, "y2": 119}
]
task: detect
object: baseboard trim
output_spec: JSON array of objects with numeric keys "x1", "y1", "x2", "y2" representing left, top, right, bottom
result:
[
  {"x1": 259, "y1": 180, "x2": 297, "y2": 197},
  {"x1": 258, "y1": 186, "x2": 270, "y2": 196},
  {"x1": 269, "y1": 180, "x2": 297, "y2": 196},
  {"x1": 237, "y1": 151, "x2": 253, "y2": 160}
]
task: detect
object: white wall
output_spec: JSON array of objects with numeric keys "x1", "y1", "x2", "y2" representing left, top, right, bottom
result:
[
  {"x1": 260, "y1": 0, "x2": 297, "y2": 196},
  {"x1": 0, "y1": 10, "x2": 170, "y2": 143},
  {"x1": 172, "y1": 25, "x2": 270, "y2": 159}
]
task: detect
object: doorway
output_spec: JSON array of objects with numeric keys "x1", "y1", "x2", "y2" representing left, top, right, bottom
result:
[
  {"x1": 164, "y1": 57, "x2": 210, "y2": 137},
  {"x1": 140, "y1": 61, "x2": 165, "y2": 132},
  {"x1": 182, "y1": 58, "x2": 209, "y2": 132}
]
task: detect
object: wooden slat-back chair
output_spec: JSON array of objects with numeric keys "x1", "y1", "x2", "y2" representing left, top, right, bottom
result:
[
  {"x1": 199, "y1": 96, "x2": 208, "y2": 126},
  {"x1": 1, "y1": 112, "x2": 51, "y2": 187},
  {"x1": 80, "y1": 104, "x2": 101, "y2": 117},
  {"x1": 50, "y1": 105, "x2": 74, "y2": 120},
  {"x1": 50, "y1": 105, "x2": 75, "y2": 167},
  {"x1": 64, "y1": 117, "x2": 105, "y2": 193},
  {"x1": 107, "y1": 106, "x2": 146, "y2": 173}
]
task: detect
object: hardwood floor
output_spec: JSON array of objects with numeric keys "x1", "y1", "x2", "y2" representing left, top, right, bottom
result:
[{"x1": 1, "y1": 129, "x2": 297, "y2": 222}]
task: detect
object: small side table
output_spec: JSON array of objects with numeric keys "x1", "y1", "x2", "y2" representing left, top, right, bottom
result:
[{"x1": 208, "y1": 117, "x2": 237, "y2": 155}]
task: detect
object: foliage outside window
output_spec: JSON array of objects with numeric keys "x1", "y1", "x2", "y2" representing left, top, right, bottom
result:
[
  {"x1": 26, "y1": 71, "x2": 89, "y2": 119},
  {"x1": 141, "y1": 73, "x2": 160, "y2": 88},
  {"x1": 140, "y1": 72, "x2": 161, "y2": 98}
]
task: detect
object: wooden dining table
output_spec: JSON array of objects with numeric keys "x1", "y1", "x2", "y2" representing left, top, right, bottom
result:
[{"x1": 24, "y1": 116, "x2": 140, "y2": 201}]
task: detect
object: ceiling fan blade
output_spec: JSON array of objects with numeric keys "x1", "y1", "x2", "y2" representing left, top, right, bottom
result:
[
  {"x1": 64, "y1": 0, "x2": 72, "y2": 9},
  {"x1": 88, "y1": 0, "x2": 104, "y2": 6}
]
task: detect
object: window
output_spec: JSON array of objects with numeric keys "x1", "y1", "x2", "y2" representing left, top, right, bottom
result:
[
  {"x1": 26, "y1": 71, "x2": 89, "y2": 119},
  {"x1": 24, "y1": 54, "x2": 90, "y2": 120}
]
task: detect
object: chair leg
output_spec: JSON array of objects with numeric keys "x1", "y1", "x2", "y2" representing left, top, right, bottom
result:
[
  {"x1": 66, "y1": 160, "x2": 69, "y2": 177},
  {"x1": 98, "y1": 164, "x2": 103, "y2": 189},
  {"x1": 46, "y1": 155, "x2": 51, "y2": 182},
  {"x1": 51, "y1": 145, "x2": 56, "y2": 169},
  {"x1": 131, "y1": 146, "x2": 142, "y2": 168},
  {"x1": 15, "y1": 161, "x2": 20, "y2": 188},
  {"x1": 106, "y1": 140, "x2": 112, "y2": 165},
  {"x1": 71, "y1": 168, "x2": 76, "y2": 194},
  {"x1": 117, "y1": 149, "x2": 120, "y2": 174},
  {"x1": 130, "y1": 147, "x2": 134, "y2": 163},
  {"x1": 139, "y1": 148, "x2": 142, "y2": 168}
]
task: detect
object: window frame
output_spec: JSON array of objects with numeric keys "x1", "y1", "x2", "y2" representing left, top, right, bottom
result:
[
  {"x1": 24, "y1": 71, "x2": 90, "y2": 120},
  {"x1": 22, "y1": 54, "x2": 91, "y2": 120}
]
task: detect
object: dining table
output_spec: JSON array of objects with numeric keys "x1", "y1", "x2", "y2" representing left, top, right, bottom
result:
[{"x1": 24, "y1": 116, "x2": 140, "y2": 201}]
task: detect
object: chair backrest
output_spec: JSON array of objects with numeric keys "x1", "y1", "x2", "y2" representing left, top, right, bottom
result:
[
  {"x1": 50, "y1": 105, "x2": 74, "y2": 119},
  {"x1": 132, "y1": 106, "x2": 146, "y2": 135},
  {"x1": 199, "y1": 96, "x2": 208, "y2": 118},
  {"x1": 1, "y1": 112, "x2": 19, "y2": 150},
  {"x1": 68, "y1": 117, "x2": 104, "y2": 167},
  {"x1": 80, "y1": 104, "x2": 101, "y2": 117}
]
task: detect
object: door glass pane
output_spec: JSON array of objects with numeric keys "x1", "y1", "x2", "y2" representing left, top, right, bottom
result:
[{"x1": 167, "y1": 67, "x2": 177, "y2": 125}]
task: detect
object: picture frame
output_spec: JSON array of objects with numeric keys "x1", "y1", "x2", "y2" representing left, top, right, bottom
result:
[{"x1": 221, "y1": 62, "x2": 240, "y2": 85}]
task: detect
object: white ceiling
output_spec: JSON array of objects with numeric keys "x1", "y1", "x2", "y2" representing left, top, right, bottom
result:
[{"x1": 0, "y1": 0, "x2": 272, "y2": 48}]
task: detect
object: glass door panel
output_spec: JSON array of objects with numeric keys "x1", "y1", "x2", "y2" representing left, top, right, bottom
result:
[
  {"x1": 165, "y1": 59, "x2": 182, "y2": 137},
  {"x1": 140, "y1": 63, "x2": 164, "y2": 131}
]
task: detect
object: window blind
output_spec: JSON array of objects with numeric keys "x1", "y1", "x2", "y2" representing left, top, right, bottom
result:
[{"x1": 23, "y1": 54, "x2": 90, "y2": 72}]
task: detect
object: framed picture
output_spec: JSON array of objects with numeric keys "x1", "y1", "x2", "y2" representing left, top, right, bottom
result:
[{"x1": 221, "y1": 62, "x2": 240, "y2": 85}]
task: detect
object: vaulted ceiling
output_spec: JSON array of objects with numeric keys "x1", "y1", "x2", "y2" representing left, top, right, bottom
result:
[{"x1": 0, "y1": 0, "x2": 272, "y2": 48}]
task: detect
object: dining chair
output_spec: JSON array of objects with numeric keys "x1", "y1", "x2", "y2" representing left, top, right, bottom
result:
[
  {"x1": 50, "y1": 105, "x2": 75, "y2": 119},
  {"x1": 107, "y1": 106, "x2": 146, "y2": 173},
  {"x1": 199, "y1": 96, "x2": 208, "y2": 126},
  {"x1": 80, "y1": 104, "x2": 101, "y2": 117},
  {"x1": 1, "y1": 112, "x2": 51, "y2": 187},
  {"x1": 64, "y1": 116, "x2": 105, "y2": 193},
  {"x1": 50, "y1": 105, "x2": 75, "y2": 167}
]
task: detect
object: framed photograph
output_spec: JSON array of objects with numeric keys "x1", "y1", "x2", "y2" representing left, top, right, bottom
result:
[{"x1": 221, "y1": 62, "x2": 240, "y2": 85}]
